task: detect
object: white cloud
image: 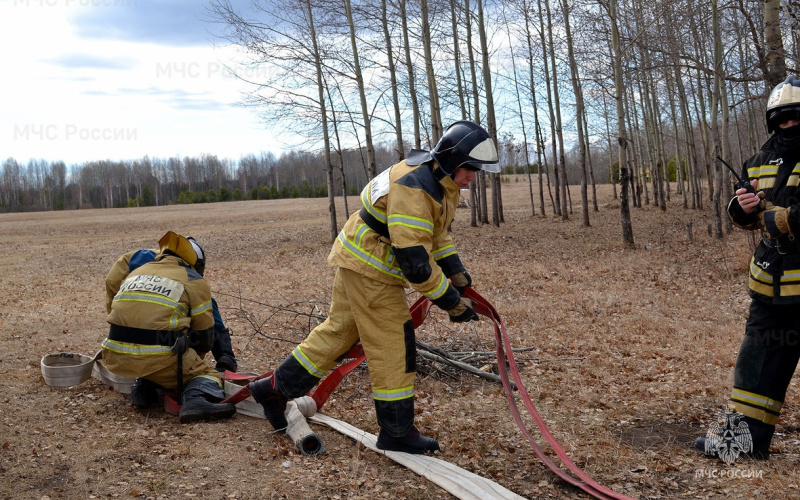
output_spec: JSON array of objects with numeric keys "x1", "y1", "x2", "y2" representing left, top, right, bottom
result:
[{"x1": 0, "y1": 0, "x2": 283, "y2": 165}]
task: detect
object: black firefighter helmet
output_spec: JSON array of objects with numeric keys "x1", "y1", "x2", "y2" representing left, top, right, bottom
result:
[{"x1": 430, "y1": 121, "x2": 500, "y2": 175}]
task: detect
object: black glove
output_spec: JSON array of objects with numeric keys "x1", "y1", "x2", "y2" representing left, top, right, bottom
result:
[
  {"x1": 187, "y1": 328, "x2": 215, "y2": 355},
  {"x1": 215, "y1": 355, "x2": 237, "y2": 373},
  {"x1": 449, "y1": 270, "x2": 472, "y2": 293},
  {"x1": 171, "y1": 335, "x2": 188, "y2": 356},
  {"x1": 448, "y1": 297, "x2": 479, "y2": 323}
]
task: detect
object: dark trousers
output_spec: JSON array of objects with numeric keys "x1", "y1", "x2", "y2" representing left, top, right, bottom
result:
[{"x1": 730, "y1": 298, "x2": 800, "y2": 454}]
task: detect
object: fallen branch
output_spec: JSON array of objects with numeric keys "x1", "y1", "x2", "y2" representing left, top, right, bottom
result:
[
  {"x1": 449, "y1": 347, "x2": 538, "y2": 356},
  {"x1": 417, "y1": 350, "x2": 516, "y2": 390}
]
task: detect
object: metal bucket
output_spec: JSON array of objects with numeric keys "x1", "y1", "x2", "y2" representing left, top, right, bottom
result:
[{"x1": 40, "y1": 352, "x2": 96, "y2": 387}]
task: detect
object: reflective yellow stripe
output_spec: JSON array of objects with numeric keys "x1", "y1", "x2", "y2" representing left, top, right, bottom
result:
[
  {"x1": 422, "y1": 273, "x2": 449, "y2": 300},
  {"x1": 191, "y1": 300, "x2": 212, "y2": 317},
  {"x1": 388, "y1": 214, "x2": 434, "y2": 234},
  {"x1": 749, "y1": 258, "x2": 774, "y2": 296},
  {"x1": 746, "y1": 164, "x2": 779, "y2": 178},
  {"x1": 114, "y1": 292, "x2": 190, "y2": 317},
  {"x1": 749, "y1": 260, "x2": 773, "y2": 284},
  {"x1": 731, "y1": 388, "x2": 783, "y2": 413},
  {"x1": 361, "y1": 183, "x2": 387, "y2": 223},
  {"x1": 781, "y1": 269, "x2": 800, "y2": 283},
  {"x1": 188, "y1": 374, "x2": 222, "y2": 386},
  {"x1": 730, "y1": 401, "x2": 780, "y2": 426},
  {"x1": 787, "y1": 162, "x2": 800, "y2": 186},
  {"x1": 337, "y1": 229, "x2": 404, "y2": 280},
  {"x1": 373, "y1": 385, "x2": 414, "y2": 401},
  {"x1": 433, "y1": 244, "x2": 457, "y2": 261},
  {"x1": 780, "y1": 265, "x2": 800, "y2": 295},
  {"x1": 749, "y1": 278, "x2": 773, "y2": 296},
  {"x1": 291, "y1": 346, "x2": 326, "y2": 379},
  {"x1": 780, "y1": 283, "x2": 800, "y2": 296},
  {"x1": 757, "y1": 178, "x2": 777, "y2": 189},
  {"x1": 101, "y1": 338, "x2": 173, "y2": 356}
]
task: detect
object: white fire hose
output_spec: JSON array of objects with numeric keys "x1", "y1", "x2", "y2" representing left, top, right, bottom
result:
[
  {"x1": 42, "y1": 356, "x2": 523, "y2": 499},
  {"x1": 222, "y1": 381, "x2": 523, "y2": 499},
  {"x1": 284, "y1": 396, "x2": 325, "y2": 456}
]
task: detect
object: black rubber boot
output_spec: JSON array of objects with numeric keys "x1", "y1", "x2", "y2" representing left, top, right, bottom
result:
[
  {"x1": 250, "y1": 376, "x2": 288, "y2": 431},
  {"x1": 178, "y1": 391, "x2": 237, "y2": 424},
  {"x1": 376, "y1": 426, "x2": 440, "y2": 454},
  {"x1": 693, "y1": 416, "x2": 773, "y2": 461},
  {"x1": 130, "y1": 378, "x2": 159, "y2": 410}
]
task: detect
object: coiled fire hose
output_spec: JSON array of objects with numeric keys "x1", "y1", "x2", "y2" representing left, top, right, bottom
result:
[{"x1": 222, "y1": 288, "x2": 636, "y2": 500}]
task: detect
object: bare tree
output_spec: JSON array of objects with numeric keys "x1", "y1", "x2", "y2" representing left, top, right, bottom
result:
[{"x1": 562, "y1": 0, "x2": 589, "y2": 226}]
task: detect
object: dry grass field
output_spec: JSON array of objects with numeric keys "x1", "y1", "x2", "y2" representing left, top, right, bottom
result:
[{"x1": 2, "y1": 176, "x2": 798, "y2": 499}]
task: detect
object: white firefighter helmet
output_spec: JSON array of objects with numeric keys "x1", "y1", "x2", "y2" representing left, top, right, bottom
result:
[{"x1": 766, "y1": 75, "x2": 800, "y2": 133}]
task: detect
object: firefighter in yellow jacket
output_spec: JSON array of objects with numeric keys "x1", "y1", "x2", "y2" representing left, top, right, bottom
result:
[
  {"x1": 106, "y1": 249, "x2": 239, "y2": 373},
  {"x1": 101, "y1": 231, "x2": 236, "y2": 423},
  {"x1": 249, "y1": 121, "x2": 500, "y2": 453}
]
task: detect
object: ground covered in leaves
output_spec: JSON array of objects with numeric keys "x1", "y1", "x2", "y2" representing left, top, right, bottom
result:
[{"x1": 2, "y1": 177, "x2": 799, "y2": 499}]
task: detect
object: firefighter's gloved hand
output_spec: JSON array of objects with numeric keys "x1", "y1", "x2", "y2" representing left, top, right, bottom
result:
[
  {"x1": 172, "y1": 335, "x2": 188, "y2": 356},
  {"x1": 215, "y1": 355, "x2": 237, "y2": 373},
  {"x1": 449, "y1": 271, "x2": 472, "y2": 293},
  {"x1": 759, "y1": 206, "x2": 792, "y2": 239},
  {"x1": 448, "y1": 297, "x2": 479, "y2": 323},
  {"x1": 756, "y1": 191, "x2": 772, "y2": 211},
  {"x1": 188, "y1": 328, "x2": 214, "y2": 355}
]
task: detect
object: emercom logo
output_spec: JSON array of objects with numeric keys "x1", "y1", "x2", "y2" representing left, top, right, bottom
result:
[{"x1": 703, "y1": 410, "x2": 753, "y2": 465}]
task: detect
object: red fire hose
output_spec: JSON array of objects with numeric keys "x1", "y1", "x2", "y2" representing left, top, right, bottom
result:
[{"x1": 223, "y1": 288, "x2": 636, "y2": 500}]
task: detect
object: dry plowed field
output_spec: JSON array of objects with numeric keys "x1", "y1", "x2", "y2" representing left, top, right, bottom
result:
[{"x1": 1, "y1": 178, "x2": 796, "y2": 499}]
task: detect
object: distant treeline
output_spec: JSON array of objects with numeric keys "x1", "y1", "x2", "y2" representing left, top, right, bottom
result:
[{"x1": 0, "y1": 139, "x2": 592, "y2": 213}]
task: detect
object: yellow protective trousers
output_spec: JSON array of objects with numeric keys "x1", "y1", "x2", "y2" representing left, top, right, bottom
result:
[
  {"x1": 101, "y1": 340, "x2": 223, "y2": 392},
  {"x1": 275, "y1": 267, "x2": 417, "y2": 436}
]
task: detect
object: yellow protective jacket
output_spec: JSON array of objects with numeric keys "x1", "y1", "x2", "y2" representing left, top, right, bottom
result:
[
  {"x1": 104, "y1": 249, "x2": 158, "y2": 313},
  {"x1": 328, "y1": 158, "x2": 465, "y2": 311},
  {"x1": 105, "y1": 253, "x2": 214, "y2": 333},
  {"x1": 102, "y1": 252, "x2": 220, "y2": 388}
]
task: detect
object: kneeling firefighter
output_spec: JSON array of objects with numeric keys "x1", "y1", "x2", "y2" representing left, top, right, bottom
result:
[
  {"x1": 249, "y1": 121, "x2": 499, "y2": 453},
  {"x1": 101, "y1": 231, "x2": 236, "y2": 423},
  {"x1": 105, "y1": 248, "x2": 239, "y2": 375}
]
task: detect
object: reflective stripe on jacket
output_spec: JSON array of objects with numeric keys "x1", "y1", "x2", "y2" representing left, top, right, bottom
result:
[
  {"x1": 727, "y1": 136, "x2": 800, "y2": 303},
  {"x1": 328, "y1": 160, "x2": 465, "y2": 310},
  {"x1": 106, "y1": 254, "x2": 214, "y2": 332}
]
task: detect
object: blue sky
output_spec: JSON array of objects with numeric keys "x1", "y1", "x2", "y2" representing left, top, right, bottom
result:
[{"x1": 0, "y1": 0, "x2": 283, "y2": 165}]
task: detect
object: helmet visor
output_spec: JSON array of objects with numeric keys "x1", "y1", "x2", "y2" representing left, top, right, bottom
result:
[
  {"x1": 768, "y1": 107, "x2": 800, "y2": 129},
  {"x1": 467, "y1": 137, "x2": 500, "y2": 173}
]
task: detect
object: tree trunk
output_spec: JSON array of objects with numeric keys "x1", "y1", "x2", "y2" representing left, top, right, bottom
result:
[
  {"x1": 710, "y1": 0, "x2": 724, "y2": 239},
  {"x1": 764, "y1": 0, "x2": 786, "y2": 89},
  {"x1": 604, "y1": 0, "x2": 634, "y2": 247},
  {"x1": 344, "y1": 0, "x2": 376, "y2": 179},
  {"x1": 420, "y1": 0, "x2": 442, "y2": 143},
  {"x1": 537, "y1": 0, "x2": 560, "y2": 216},
  {"x1": 449, "y1": 0, "x2": 468, "y2": 119},
  {"x1": 476, "y1": 0, "x2": 501, "y2": 226},
  {"x1": 305, "y1": 0, "x2": 337, "y2": 240},
  {"x1": 381, "y1": 0, "x2": 404, "y2": 161},
  {"x1": 399, "y1": 0, "x2": 421, "y2": 149},
  {"x1": 562, "y1": 0, "x2": 588, "y2": 226}
]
